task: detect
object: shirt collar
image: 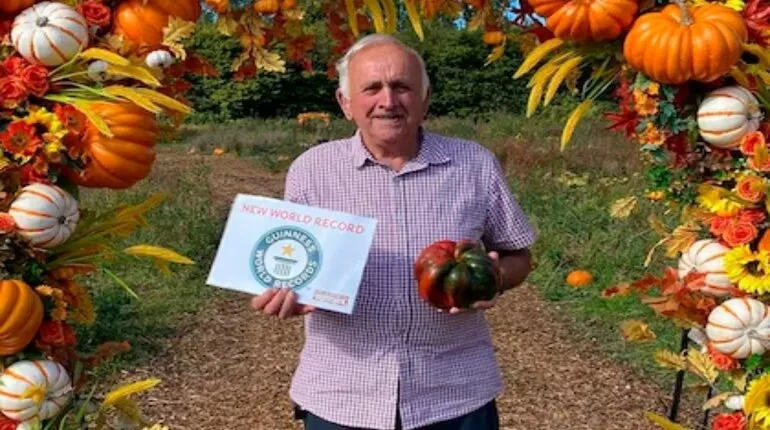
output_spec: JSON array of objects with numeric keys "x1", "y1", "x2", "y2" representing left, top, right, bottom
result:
[{"x1": 350, "y1": 127, "x2": 451, "y2": 170}]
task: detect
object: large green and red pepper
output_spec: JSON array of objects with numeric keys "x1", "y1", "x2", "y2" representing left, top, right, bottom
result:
[{"x1": 414, "y1": 240, "x2": 501, "y2": 310}]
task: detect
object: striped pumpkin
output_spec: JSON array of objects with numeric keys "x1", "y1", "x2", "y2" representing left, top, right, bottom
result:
[
  {"x1": 0, "y1": 360, "x2": 72, "y2": 422},
  {"x1": 697, "y1": 86, "x2": 763, "y2": 148},
  {"x1": 0, "y1": 280, "x2": 44, "y2": 357},
  {"x1": 10, "y1": 2, "x2": 89, "y2": 67},
  {"x1": 8, "y1": 183, "x2": 79, "y2": 248},
  {"x1": 706, "y1": 297, "x2": 770, "y2": 359},
  {"x1": 677, "y1": 239, "x2": 733, "y2": 296}
]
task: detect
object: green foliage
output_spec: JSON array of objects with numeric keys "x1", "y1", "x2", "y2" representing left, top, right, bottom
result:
[{"x1": 183, "y1": 22, "x2": 530, "y2": 122}]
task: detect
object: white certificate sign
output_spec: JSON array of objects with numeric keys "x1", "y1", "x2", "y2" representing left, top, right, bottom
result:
[{"x1": 206, "y1": 194, "x2": 377, "y2": 314}]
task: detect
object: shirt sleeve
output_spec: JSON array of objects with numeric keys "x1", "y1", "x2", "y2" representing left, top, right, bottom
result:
[
  {"x1": 482, "y1": 156, "x2": 538, "y2": 251},
  {"x1": 283, "y1": 158, "x2": 310, "y2": 205}
]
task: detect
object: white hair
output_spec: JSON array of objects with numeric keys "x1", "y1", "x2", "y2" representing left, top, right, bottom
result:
[{"x1": 335, "y1": 34, "x2": 430, "y2": 101}]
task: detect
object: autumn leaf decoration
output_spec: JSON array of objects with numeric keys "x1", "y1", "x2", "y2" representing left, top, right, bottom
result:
[{"x1": 162, "y1": 16, "x2": 197, "y2": 61}]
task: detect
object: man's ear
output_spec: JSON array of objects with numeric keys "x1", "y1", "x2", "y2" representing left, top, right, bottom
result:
[{"x1": 336, "y1": 89, "x2": 353, "y2": 120}]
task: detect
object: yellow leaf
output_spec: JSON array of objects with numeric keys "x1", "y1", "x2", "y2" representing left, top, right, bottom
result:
[
  {"x1": 610, "y1": 196, "x2": 638, "y2": 218},
  {"x1": 544, "y1": 55, "x2": 582, "y2": 106},
  {"x1": 162, "y1": 16, "x2": 196, "y2": 61},
  {"x1": 381, "y1": 0, "x2": 398, "y2": 33},
  {"x1": 664, "y1": 223, "x2": 701, "y2": 258},
  {"x1": 133, "y1": 88, "x2": 193, "y2": 114},
  {"x1": 345, "y1": 0, "x2": 360, "y2": 37},
  {"x1": 106, "y1": 64, "x2": 161, "y2": 87},
  {"x1": 702, "y1": 392, "x2": 734, "y2": 411},
  {"x1": 254, "y1": 48, "x2": 286, "y2": 73},
  {"x1": 104, "y1": 85, "x2": 163, "y2": 114},
  {"x1": 513, "y1": 37, "x2": 564, "y2": 79},
  {"x1": 123, "y1": 245, "x2": 194, "y2": 265},
  {"x1": 216, "y1": 15, "x2": 239, "y2": 36},
  {"x1": 102, "y1": 379, "x2": 161, "y2": 407},
  {"x1": 620, "y1": 320, "x2": 656, "y2": 343},
  {"x1": 644, "y1": 412, "x2": 692, "y2": 430},
  {"x1": 404, "y1": 0, "x2": 423, "y2": 40},
  {"x1": 731, "y1": 66, "x2": 752, "y2": 88},
  {"x1": 72, "y1": 101, "x2": 113, "y2": 137},
  {"x1": 654, "y1": 349, "x2": 686, "y2": 371},
  {"x1": 729, "y1": 370, "x2": 748, "y2": 392},
  {"x1": 743, "y1": 43, "x2": 770, "y2": 68},
  {"x1": 686, "y1": 348, "x2": 719, "y2": 385},
  {"x1": 485, "y1": 43, "x2": 505, "y2": 66},
  {"x1": 561, "y1": 99, "x2": 592, "y2": 151},
  {"x1": 364, "y1": 0, "x2": 386, "y2": 32},
  {"x1": 648, "y1": 214, "x2": 669, "y2": 237},
  {"x1": 78, "y1": 48, "x2": 131, "y2": 66}
]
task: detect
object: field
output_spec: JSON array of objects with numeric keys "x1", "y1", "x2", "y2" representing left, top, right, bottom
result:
[{"x1": 78, "y1": 107, "x2": 710, "y2": 429}]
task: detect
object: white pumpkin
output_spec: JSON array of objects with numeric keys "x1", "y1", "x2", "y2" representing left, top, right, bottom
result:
[
  {"x1": 706, "y1": 297, "x2": 770, "y2": 359},
  {"x1": 678, "y1": 239, "x2": 733, "y2": 296},
  {"x1": 0, "y1": 360, "x2": 73, "y2": 422},
  {"x1": 11, "y1": 2, "x2": 89, "y2": 67},
  {"x1": 697, "y1": 86, "x2": 763, "y2": 148},
  {"x1": 9, "y1": 183, "x2": 79, "y2": 248},
  {"x1": 145, "y1": 50, "x2": 175, "y2": 69}
]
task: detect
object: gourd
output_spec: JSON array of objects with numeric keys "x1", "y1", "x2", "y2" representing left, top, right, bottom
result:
[
  {"x1": 145, "y1": 50, "x2": 175, "y2": 69},
  {"x1": 414, "y1": 240, "x2": 500, "y2": 309},
  {"x1": 526, "y1": 0, "x2": 639, "y2": 43},
  {"x1": 9, "y1": 183, "x2": 79, "y2": 248},
  {"x1": 113, "y1": 0, "x2": 201, "y2": 47},
  {"x1": 0, "y1": 0, "x2": 36, "y2": 15},
  {"x1": 0, "y1": 280, "x2": 44, "y2": 357},
  {"x1": 0, "y1": 360, "x2": 72, "y2": 421},
  {"x1": 697, "y1": 86, "x2": 763, "y2": 148},
  {"x1": 706, "y1": 297, "x2": 770, "y2": 359},
  {"x1": 677, "y1": 239, "x2": 733, "y2": 296},
  {"x1": 254, "y1": 0, "x2": 281, "y2": 14},
  {"x1": 622, "y1": 1, "x2": 747, "y2": 84},
  {"x1": 10, "y1": 2, "x2": 89, "y2": 67},
  {"x1": 64, "y1": 101, "x2": 159, "y2": 189}
]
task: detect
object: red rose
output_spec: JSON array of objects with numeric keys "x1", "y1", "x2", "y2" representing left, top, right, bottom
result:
[
  {"x1": 711, "y1": 215, "x2": 732, "y2": 236},
  {"x1": 739, "y1": 208, "x2": 767, "y2": 225},
  {"x1": 712, "y1": 411, "x2": 746, "y2": 430},
  {"x1": 37, "y1": 320, "x2": 76, "y2": 348},
  {"x1": 0, "y1": 213, "x2": 15, "y2": 234},
  {"x1": 707, "y1": 344, "x2": 740, "y2": 372},
  {"x1": 77, "y1": 1, "x2": 111, "y2": 27},
  {"x1": 20, "y1": 164, "x2": 51, "y2": 185},
  {"x1": 0, "y1": 416, "x2": 19, "y2": 430},
  {"x1": 0, "y1": 77, "x2": 28, "y2": 109},
  {"x1": 20, "y1": 65, "x2": 49, "y2": 97},
  {"x1": 1, "y1": 56, "x2": 27, "y2": 76},
  {"x1": 723, "y1": 221, "x2": 759, "y2": 247}
]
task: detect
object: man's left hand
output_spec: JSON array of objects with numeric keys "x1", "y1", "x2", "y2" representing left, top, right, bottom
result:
[{"x1": 446, "y1": 250, "x2": 501, "y2": 315}]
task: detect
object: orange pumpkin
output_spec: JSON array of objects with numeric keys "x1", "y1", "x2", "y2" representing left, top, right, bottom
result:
[
  {"x1": 623, "y1": 1, "x2": 747, "y2": 84},
  {"x1": 482, "y1": 30, "x2": 506, "y2": 46},
  {"x1": 0, "y1": 280, "x2": 44, "y2": 356},
  {"x1": 113, "y1": 0, "x2": 201, "y2": 46},
  {"x1": 0, "y1": 0, "x2": 35, "y2": 15},
  {"x1": 526, "y1": 0, "x2": 639, "y2": 43},
  {"x1": 205, "y1": 0, "x2": 230, "y2": 13},
  {"x1": 566, "y1": 270, "x2": 593, "y2": 287},
  {"x1": 282, "y1": 0, "x2": 297, "y2": 9},
  {"x1": 254, "y1": 0, "x2": 280, "y2": 14},
  {"x1": 65, "y1": 102, "x2": 159, "y2": 189}
]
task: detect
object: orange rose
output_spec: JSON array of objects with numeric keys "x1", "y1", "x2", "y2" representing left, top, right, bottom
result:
[
  {"x1": 20, "y1": 64, "x2": 49, "y2": 97},
  {"x1": 77, "y1": 1, "x2": 111, "y2": 28},
  {"x1": 741, "y1": 131, "x2": 766, "y2": 155},
  {"x1": 708, "y1": 343, "x2": 740, "y2": 371},
  {"x1": 735, "y1": 176, "x2": 765, "y2": 203},
  {"x1": 739, "y1": 208, "x2": 766, "y2": 225},
  {"x1": 711, "y1": 215, "x2": 733, "y2": 236},
  {"x1": 711, "y1": 411, "x2": 746, "y2": 430},
  {"x1": 0, "y1": 77, "x2": 28, "y2": 109},
  {"x1": 0, "y1": 213, "x2": 15, "y2": 234},
  {"x1": 723, "y1": 221, "x2": 759, "y2": 247}
]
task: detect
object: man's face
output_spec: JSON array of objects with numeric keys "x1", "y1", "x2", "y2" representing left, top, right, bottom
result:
[{"x1": 337, "y1": 43, "x2": 429, "y2": 145}]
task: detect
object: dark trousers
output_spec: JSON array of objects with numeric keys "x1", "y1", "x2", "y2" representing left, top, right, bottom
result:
[{"x1": 296, "y1": 400, "x2": 499, "y2": 430}]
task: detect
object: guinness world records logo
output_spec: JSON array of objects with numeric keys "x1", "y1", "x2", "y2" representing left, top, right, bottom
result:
[{"x1": 251, "y1": 226, "x2": 322, "y2": 291}]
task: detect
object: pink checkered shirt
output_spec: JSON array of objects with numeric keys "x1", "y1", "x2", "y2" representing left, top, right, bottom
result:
[{"x1": 284, "y1": 129, "x2": 537, "y2": 430}]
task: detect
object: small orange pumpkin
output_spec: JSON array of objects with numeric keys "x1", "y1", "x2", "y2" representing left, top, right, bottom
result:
[
  {"x1": 282, "y1": 0, "x2": 297, "y2": 9},
  {"x1": 113, "y1": 0, "x2": 201, "y2": 47},
  {"x1": 254, "y1": 0, "x2": 280, "y2": 14},
  {"x1": 566, "y1": 270, "x2": 593, "y2": 287},
  {"x1": 64, "y1": 101, "x2": 159, "y2": 189},
  {"x1": 623, "y1": 1, "x2": 747, "y2": 84},
  {"x1": 205, "y1": 0, "x2": 230, "y2": 13},
  {"x1": 526, "y1": 0, "x2": 639, "y2": 43},
  {"x1": 0, "y1": 0, "x2": 35, "y2": 15},
  {"x1": 0, "y1": 280, "x2": 44, "y2": 356},
  {"x1": 482, "y1": 30, "x2": 506, "y2": 46}
]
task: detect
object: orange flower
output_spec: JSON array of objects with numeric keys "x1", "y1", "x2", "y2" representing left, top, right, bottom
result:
[
  {"x1": 740, "y1": 208, "x2": 767, "y2": 225},
  {"x1": 711, "y1": 411, "x2": 745, "y2": 430},
  {"x1": 36, "y1": 320, "x2": 76, "y2": 348},
  {"x1": 54, "y1": 104, "x2": 87, "y2": 135},
  {"x1": 638, "y1": 122, "x2": 667, "y2": 146},
  {"x1": 633, "y1": 89, "x2": 658, "y2": 116},
  {"x1": 735, "y1": 176, "x2": 766, "y2": 203},
  {"x1": 0, "y1": 213, "x2": 14, "y2": 234},
  {"x1": 711, "y1": 215, "x2": 733, "y2": 236},
  {"x1": 723, "y1": 220, "x2": 759, "y2": 247},
  {"x1": 0, "y1": 121, "x2": 41, "y2": 158},
  {"x1": 708, "y1": 343, "x2": 740, "y2": 371},
  {"x1": 740, "y1": 131, "x2": 766, "y2": 155}
]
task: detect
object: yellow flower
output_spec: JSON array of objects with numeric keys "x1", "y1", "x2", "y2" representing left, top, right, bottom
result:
[
  {"x1": 646, "y1": 82, "x2": 660, "y2": 96},
  {"x1": 647, "y1": 191, "x2": 665, "y2": 201},
  {"x1": 697, "y1": 184, "x2": 744, "y2": 216},
  {"x1": 633, "y1": 89, "x2": 658, "y2": 116},
  {"x1": 724, "y1": 246, "x2": 770, "y2": 294},
  {"x1": 725, "y1": 0, "x2": 746, "y2": 11},
  {"x1": 638, "y1": 122, "x2": 667, "y2": 146},
  {"x1": 745, "y1": 373, "x2": 770, "y2": 425},
  {"x1": 24, "y1": 107, "x2": 66, "y2": 139}
]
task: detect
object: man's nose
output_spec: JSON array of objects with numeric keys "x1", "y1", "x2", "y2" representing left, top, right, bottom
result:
[{"x1": 378, "y1": 87, "x2": 397, "y2": 108}]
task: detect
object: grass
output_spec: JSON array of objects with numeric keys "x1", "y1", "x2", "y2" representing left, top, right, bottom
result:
[{"x1": 85, "y1": 107, "x2": 691, "y2": 392}]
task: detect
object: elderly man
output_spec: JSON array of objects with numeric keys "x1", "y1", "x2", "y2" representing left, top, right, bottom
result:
[{"x1": 251, "y1": 34, "x2": 537, "y2": 430}]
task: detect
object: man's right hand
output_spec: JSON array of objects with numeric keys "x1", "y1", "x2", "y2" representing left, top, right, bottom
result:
[{"x1": 250, "y1": 287, "x2": 315, "y2": 319}]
